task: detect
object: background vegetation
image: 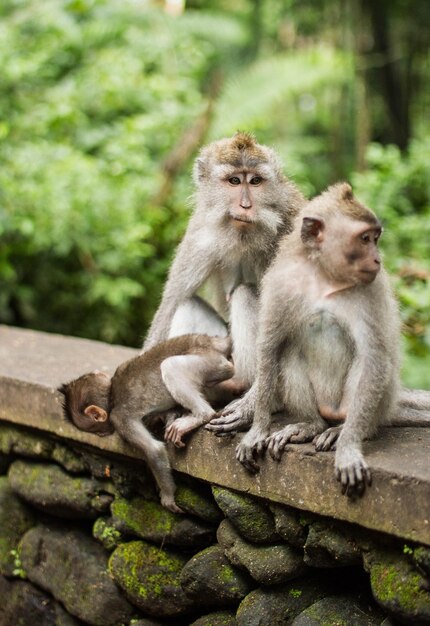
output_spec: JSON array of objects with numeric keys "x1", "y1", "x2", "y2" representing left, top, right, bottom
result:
[{"x1": 1, "y1": 0, "x2": 429, "y2": 388}]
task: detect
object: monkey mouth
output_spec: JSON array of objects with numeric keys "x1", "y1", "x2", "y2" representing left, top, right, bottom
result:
[{"x1": 231, "y1": 216, "x2": 254, "y2": 224}]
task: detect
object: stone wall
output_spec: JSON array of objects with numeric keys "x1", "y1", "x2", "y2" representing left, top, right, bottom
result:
[{"x1": 0, "y1": 326, "x2": 430, "y2": 626}]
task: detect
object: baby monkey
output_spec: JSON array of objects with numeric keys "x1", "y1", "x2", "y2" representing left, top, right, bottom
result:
[{"x1": 60, "y1": 334, "x2": 235, "y2": 513}]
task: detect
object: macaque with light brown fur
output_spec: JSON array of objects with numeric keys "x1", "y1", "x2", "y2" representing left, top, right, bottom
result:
[
  {"x1": 215, "y1": 183, "x2": 427, "y2": 497},
  {"x1": 60, "y1": 334, "x2": 237, "y2": 512},
  {"x1": 143, "y1": 132, "x2": 306, "y2": 387}
]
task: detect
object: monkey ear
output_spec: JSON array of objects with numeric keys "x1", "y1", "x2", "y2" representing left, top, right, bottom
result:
[
  {"x1": 301, "y1": 217, "x2": 325, "y2": 246},
  {"x1": 84, "y1": 405, "x2": 108, "y2": 422}
]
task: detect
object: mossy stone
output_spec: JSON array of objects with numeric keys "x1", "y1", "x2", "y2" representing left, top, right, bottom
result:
[
  {"x1": 0, "y1": 476, "x2": 35, "y2": 576},
  {"x1": 180, "y1": 545, "x2": 253, "y2": 609},
  {"x1": 93, "y1": 516, "x2": 124, "y2": 551},
  {"x1": 304, "y1": 521, "x2": 361, "y2": 567},
  {"x1": 0, "y1": 575, "x2": 82, "y2": 625},
  {"x1": 175, "y1": 482, "x2": 223, "y2": 523},
  {"x1": 8, "y1": 459, "x2": 113, "y2": 519},
  {"x1": 236, "y1": 575, "x2": 333, "y2": 626},
  {"x1": 291, "y1": 594, "x2": 383, "y2": 625},
  {"x1": 217, "y1": 519, "x2": 305, "y2": 585},
  {"x1": 364, "y1": 549, "x2": 430, "y2": 624},
  {"x1": 413, "y1": 546, "x2": 430, "y2": 576},
  {"x1": 190, "y1": 610, "x2": 237, "y2": 625},
  {"x1": 19, "y1": 524, "x2": 134, "y2": 625},
  {"x1": 109, "y1": 540, "x2": 193, "y2": 617},
  {"x1": 111, "y1": 496, "x2": 214, "y2": 548},
  {"x1": 0, "y1": 423, "x2": 85, "y2": 472},
  {"x1": 270, "y1": 503, "x2": 308, "y2": 548},
  {"x1": 212, "y1": 486, "x2": 278, "y2": 543}
]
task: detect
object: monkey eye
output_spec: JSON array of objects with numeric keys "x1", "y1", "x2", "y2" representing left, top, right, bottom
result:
[
  {"x1": 228, "y1": 176, "x2": 241, "y2": 185},
  {"x1": 360, "y1": 232, "x2": 371, "y2": 243},
  {"x1": 249, "y1": 176, "x2": 263, "y2": 186}
]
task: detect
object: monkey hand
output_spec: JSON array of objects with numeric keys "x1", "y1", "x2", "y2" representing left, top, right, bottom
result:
[
  {"x1": 235, "y1": 428, "x2": 267, "y2": 473},
  {"x1": 267, "y1": 422, "x2": 326, "y2": 461},
  {"x1": 206, "y1": 397, "x2": 253, "y2": 436},
  {"x1": 335, "y1": 447, "x2": 372, "y2": 498},
  {"x1": 164, "y1": 414, "x2": 202, "y2": 448},
  {"x1": 314, "y1": 425, "x2": 342, "y2": 451}
]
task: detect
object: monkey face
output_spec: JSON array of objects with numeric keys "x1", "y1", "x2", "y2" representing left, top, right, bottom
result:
[{"x1": 316, "y1": 216, "x2": 382, "y2": 286}]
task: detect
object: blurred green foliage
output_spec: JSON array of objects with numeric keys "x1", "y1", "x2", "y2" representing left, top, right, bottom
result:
[
  {"x1": 0, "y1": 0, "x2": 429, "y2": 387},
  {"x1": 352, "y1": 141, "x2": 430, "y2": 388}
]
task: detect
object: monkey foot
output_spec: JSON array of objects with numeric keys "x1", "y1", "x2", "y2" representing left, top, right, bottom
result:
[
  {"x1": 314, "y1": 425, "x2": 342, "y2": 451},
  {"x1": 164, "y1": 414, "x2": 202, "y2": 448},
  {"x1": 160, "y1": 495, "x2": 184, "y2": 514},
  {"x1": 206, "y1": 397, "x2": 253, "y2": 436},
  {"x1": 267, "y1": 422, "x2": 326, "y2": 461},
  {"x1": 235, "y1": 428, "x2": 267, "y2": 473},
  {"x1": 335, "y1": 449, "x2": 372, "y2": 498}
]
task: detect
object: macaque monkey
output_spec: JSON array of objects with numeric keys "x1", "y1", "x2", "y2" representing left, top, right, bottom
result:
[
  {"x1": 143, "y1": 132, "x2": 306, "y2": 386},
  {"x1": 60, "y1": 334, "x2": 235, "y2": 512},
  {"x1": 217, "y1": 183, "x2": 427, "y2": 497}
]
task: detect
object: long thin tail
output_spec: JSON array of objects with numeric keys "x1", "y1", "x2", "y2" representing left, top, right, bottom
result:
[
  {"x1": 398, "y1": 388, "x2": 430, "y2": 411},
  {"x1": 391, "y1": 406, "x2": 430, "y2": 427}
]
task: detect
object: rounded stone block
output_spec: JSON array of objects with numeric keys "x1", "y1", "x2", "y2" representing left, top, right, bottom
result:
[
  {"x1": 190, "y1": 610, "x2": 237, "y2": 625},
  {"x1": 19, "y1": 525, "x2": 134, "y2": 626},
  {"x1": 291, "y1": 595, "x2": 383, "y2": 625},
  {"x1": 365, "y1": 550, "x2": 430, "y2": 624},
  {"x1": 111, "y1": 496, "x2": 215, "y2": 548},
  {"x1": 8, "y1": 459, "x2": 113, "y2": 519},
  {"x1": 212, "y1": 486, "x2": 278, "y2": 543},
  {"x1": 0, "y1": 476, "x2": 35, "y2": 576},
  {"x1": 180, "y1": 545, "x2": 253, "y2": 609},
  {"x1": 109, "y1": 540, "x2": 193, "y2": 617},
  {"x1": 217, "y1": 519, "x2": 305, "y2": 585}
]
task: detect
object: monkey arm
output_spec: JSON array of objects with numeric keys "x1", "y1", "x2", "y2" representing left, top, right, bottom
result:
[
  {"x1": 143, "y1": 232, "x2": 219, "y2": 351},
  {"x1": 334, "y1": 338, "x2": 391, "y2": 497},
  {"x1": 235, "y1": 293, "x2": 297, "y2": 471}
]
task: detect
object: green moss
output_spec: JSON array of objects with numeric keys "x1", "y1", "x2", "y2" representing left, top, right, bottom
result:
[
  {"x1": 370, "y1": 563, "x2": 428, "y2": 612},
  {"x1": 112, "y1": 497, "x2": 174, "y2": 536},
  {"x1": 289, "y1": 589, "x2": 302, "y2": 598},
  {"x1": 109, "y1": 540, "x2": 186, "y2": 602},
  {"x1": 175, "y1": 484, "x2": 221, "y2": 522},
  {"x1": 93, "y1": 517, "x2": 122, "y2": 550},
  {"x1": 403, "y1": 544, "x2": 413, "y2": 555}
]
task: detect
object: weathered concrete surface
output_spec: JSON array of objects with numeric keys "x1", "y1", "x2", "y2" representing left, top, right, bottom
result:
[{"x1": 1, "y1": 325, "x2": 429, "y2": 545}]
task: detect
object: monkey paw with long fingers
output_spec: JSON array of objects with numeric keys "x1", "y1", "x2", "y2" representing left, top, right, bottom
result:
[
  {"x1": 164, "y1": 414, "x2": 202, "y2": 448},
  {"x1": 235, "y1": 428, "x2": 267, "y2": 473},
  {"x1": 266, "y1": 422, "x2": 326, "y2": 461},
  {"x1": 160, "y1": 494, "x2": 184, "y2": 515},
  {"x1": 206, "y1": 396, "x2": 253, "y2": 436},
  {"x1": 335, "y1": 448, "x2": 372, "y2": 498},
  {"x1": 314, "y1": 425, "x2": 342, "y2": 452}
]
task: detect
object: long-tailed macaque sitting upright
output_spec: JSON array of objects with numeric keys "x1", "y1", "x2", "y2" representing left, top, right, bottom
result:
[
  {"x1": 143, "y1": 132, "x2": 306, "y2": 386},
  {"x1": 60, "y1": 334, "x2": 236, "y2": 512},
  {"x1": 219, "y1": 183, "x2": 429, "y2": 497}
]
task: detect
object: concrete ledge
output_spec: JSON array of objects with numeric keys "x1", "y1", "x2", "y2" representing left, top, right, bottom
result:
[{"x1": 0, "y1": 325, "x2": 429, "y2": 545}]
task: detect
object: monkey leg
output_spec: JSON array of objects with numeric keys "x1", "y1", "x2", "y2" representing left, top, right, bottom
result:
[
  {"x1": 110, "y1": 411, "x2": 182, "y2": 514},
  {"x1": 229, "y1": 284, "x2": 259, "y2": 386},
  {"x1": 162, "y1": 353, "x2": 233, "y2": 446},
  {"x1": 314, "y1": 425, "x2": 342, "y2": 451},
  {"x1": 169, "y1": 295, "x2": 228, "y2": 338}
]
